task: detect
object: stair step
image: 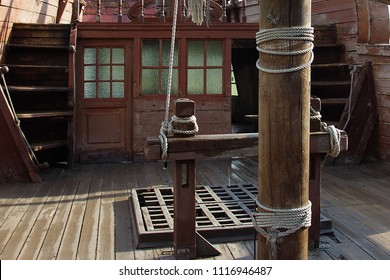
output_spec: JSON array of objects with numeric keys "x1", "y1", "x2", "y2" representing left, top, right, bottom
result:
[
  {"x1": 10, "y1": 23, "x2": 71, "y2": 46},
  {"x1": 8, "y1": 86, "x2": 70, "y2": 93},
  {"x1": 6, "y1": 64, "x2": 68, "y2": 70},
  {"x1": 311, "y1": 63, "x2": 351, "y2": 68},
  {"x1": 6, "y1": 65, "x2": 68, "y2": 87},
  {"x1": 311, "y1": 81, "x2": 350, "y2": 86},
  {"x1": 17, "y1": 111, "x2": 73, "y2": 119},
  {"x1": 12, "y1": 23, "x2": 71, "y2": 31},
  {"x1": 30, "y1": 140, "x2": 68, "y2": 152},
  {"x1": 313, "y1": 25, "x2": 338, "y2": 45},
  {"x1": 320, "y1": 98, "x2": 348, "y2": 105},
  {"x1": 7, "y1": 44, "x2": 70, "y2": 50}
]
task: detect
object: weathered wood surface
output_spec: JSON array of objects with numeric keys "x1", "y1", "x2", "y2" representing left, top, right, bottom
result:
[
  {"x1": 0, "y1": 159, "x2": 389, "y2": 260},
  {"x1": 257, "y1": 0, "x2": 311, "y2": 260},
  {"x1": 144, "y1": 132, "x2": 347, "y2": 160}
]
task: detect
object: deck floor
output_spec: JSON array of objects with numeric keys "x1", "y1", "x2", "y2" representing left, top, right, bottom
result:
[{"x1": 0, "y1": 158, "x2": 389, "y2": 260}]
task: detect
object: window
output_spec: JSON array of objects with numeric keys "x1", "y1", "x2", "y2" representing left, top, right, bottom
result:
[
  {"x1": 141, "y1": 39, "x2": 178, "y2": 95},
  {"x1": 187, "y1": 40, "x2": 223, "y2": 95},
  {"x1": 83, "y1": 47, "x2": 125, "y2": 99}
]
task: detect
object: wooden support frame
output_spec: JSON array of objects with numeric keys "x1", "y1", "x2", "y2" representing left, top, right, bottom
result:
[
  {"x1": 144, "y1": 132, "x2": 348, "y2": 160},
  {"x1": 173, "y1": 159, "x2": 197, "y2": 259}
]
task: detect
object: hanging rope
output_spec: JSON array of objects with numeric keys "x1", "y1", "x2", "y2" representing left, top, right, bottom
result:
[
  {"x1": 188, "y1": 0, "x2": 204, "y2": 25},
  {"x1": 159, "y1": 0, "x2": 180, "y2": 166},
  {"x1": 252, "y1": 199, "x2": 312, "y2": 260},
  {"x1": 187, "y1": 0, "x2": 211, "y2": 26},
  {"x1": 256, "y1": 26, "x2": 314, "y2": 74}
]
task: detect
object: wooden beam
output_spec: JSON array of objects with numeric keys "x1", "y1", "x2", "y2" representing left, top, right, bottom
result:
[
  {"x1": 56, "y1": 0, "x2": 69, "y2": 23},
  {"x1": 257, "y1": 0, "x2": 311, "y2": 260},
  {"x1": 144, "y1": 131, "x2": 348, "y2": 160}
]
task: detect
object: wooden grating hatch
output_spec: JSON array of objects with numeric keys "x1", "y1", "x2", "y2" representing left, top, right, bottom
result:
[{"x1": 130, "y1": 184, "x2": 258, "y2": 248}]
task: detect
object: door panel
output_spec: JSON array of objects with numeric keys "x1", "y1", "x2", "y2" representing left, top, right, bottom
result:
[
  {"x1": 84, "y1": 109, "x2": 125, "y2": 145},
  {"x1": 76, "y1": 40, "x2": 132, "y2": 163}
]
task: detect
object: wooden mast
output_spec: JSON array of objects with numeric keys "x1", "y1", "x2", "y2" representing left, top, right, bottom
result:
[{"x1": 257, "y1": 0, "x2": 311, "y2": 259}]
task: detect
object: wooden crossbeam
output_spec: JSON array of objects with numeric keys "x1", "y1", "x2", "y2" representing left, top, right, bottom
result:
[{"x1": 144, "y1": 131, "x2": 348, "y2": 161}]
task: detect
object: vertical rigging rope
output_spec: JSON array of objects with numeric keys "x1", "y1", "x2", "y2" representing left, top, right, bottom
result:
[{"x1": 159, "y1": 0, "x2": 180, "y2": 166}]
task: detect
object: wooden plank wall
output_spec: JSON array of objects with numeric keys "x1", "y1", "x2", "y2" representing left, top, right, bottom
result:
[{"x1": 0, "y1": 0, "x2": 74, "y2": 63}]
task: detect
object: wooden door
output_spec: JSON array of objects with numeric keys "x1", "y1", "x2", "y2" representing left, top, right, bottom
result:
[{"x1": 75, "y1": 40, "x2": 132, "y2": 163}]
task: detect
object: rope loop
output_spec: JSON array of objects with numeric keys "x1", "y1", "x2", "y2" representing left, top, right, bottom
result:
[
  {"x1": 256, "y1": 26, "x2": 314, "y2": 74},
  {"x1": 252, "y1": 199, "x2": 312, "y2": 259},
  {"x1": 169, "y1": 115, "x2": 199, "y2": 135},
  {"x1": 322, "y1": 123, "x2": 341, "y2": 157}
]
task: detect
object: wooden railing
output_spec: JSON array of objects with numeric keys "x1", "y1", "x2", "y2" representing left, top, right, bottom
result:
[{"x1": 85, "y1": 0, "x2": 229, "y2": 23}]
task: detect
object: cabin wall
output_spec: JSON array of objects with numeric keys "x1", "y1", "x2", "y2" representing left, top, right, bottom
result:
[{"x1": 0, "y1": 0, "x2": 74, "y2": 63}]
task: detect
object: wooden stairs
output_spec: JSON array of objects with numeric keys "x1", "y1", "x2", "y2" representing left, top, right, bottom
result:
[
  {"x1": 312, "y1": 25, "x2": 378, "y2": 164},
  {"x1": 312, "y1": 25, "x2": 352, "y2": 128},
  {"x1": 3, "y1": 23, "x2": 74, "y2": 166}
]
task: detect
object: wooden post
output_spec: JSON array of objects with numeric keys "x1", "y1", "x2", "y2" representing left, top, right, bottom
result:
[
  {"x1": 257, "y1": 1, "x2": 311, "y2": 259},
  {"x1": 173, "y1": 99, "x2": 196, "y2": 259}
]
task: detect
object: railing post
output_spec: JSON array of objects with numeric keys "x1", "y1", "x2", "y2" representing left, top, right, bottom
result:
[
  {"x1": 160, "y1": 0, "x2": 165, "y2": 22},
  {"x1": 242, "y1": 0, "x2": 247, "y2": 23},
  {"x1": 222, "y1": 0, "x2": 227, "y2": 22},
  {"x1": 118, "y1": 0, "x2": 123, "y2": 22},
  {"x1": 96, "y1": 0, "x2": 101, "y2": 22}
]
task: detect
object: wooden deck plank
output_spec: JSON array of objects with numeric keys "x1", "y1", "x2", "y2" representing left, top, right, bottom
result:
[
  {"x1": 37, "y1": 171, "x2": 86, "y2": 260},
  {"x1": 0, "y1": 172, "x2": 60, "y2": 259},
  {"x1": 0, "y1": 182, "x2": 48, "y2": 254},
  {"x1": 76, "y1": 165, "x2": 104, "y2": 260},
  {"x1": 114, "y1": 164, "x2": 135, "y2": 260},
  {"x1": 19, "y1": 172, "x2": 79, "y2": 260},
  {"x1": 56, "y1": 165, "x2": 94, "y2": 260},
  {"x1": 323, "y1": 206, "x2": 390, "y2": 259},
  {"x1": 96, "y1": 164, "x2": 116, "y2": 260},
  {"x1": 225, "y1": 241, "x2": 253, "y2": 260},
  {"x1": 0, "y1": 183, "x2": 31, "y2": 227}
]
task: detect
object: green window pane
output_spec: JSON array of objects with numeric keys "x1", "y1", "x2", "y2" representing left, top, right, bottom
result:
[
  {"x1": 98, "y1": 82, "x2": 110, "y2": 98},
  {"x1": 98, "y1": 48, "x2": 110, "y2": 64},
  {"x1": 162, "y1": 40, "x2": 178, "y2": 66},
  {"x1": 112, "y1": 48, "x2": 124, "y2": 64},
  {"x1": 112, "y1": 82, "x2": 124, "y2": 98},
  {"x1": 187, "y1": 69, "x2": 204, "y2": 94},
  {"x1": 142, "y1": 40, "x2": 159, "y2": 67},
  {"x1": 142, "y1": 69, "x2": 159, "y2": 95},
  {"x1": 206, "y1": 69, "x2": 222, "y2": 94},
  {"x1": 84, "y1": 82, "x2": 96, "y2": 98},
  {"x1": 84, "y1": 66, "x2": 96, "y2": 81},
  {"x1": 112, "y1": 66, "x2": 124, "y2": 80},
  {"x1": 162, "y1": 69, "x2": 178, "y2": 95},
  {"x1": 98, "y1": 66, "x2": 110, "y2": 80},
  {"x1": 188, "y1": 41, "x2": 204, "y2": 66},
  {"x1": 84, "y1": 48, "x2": 96, "y2": 64},
  {"x1": 207, "y1": 41, "x2": 223, "y2": 66}
]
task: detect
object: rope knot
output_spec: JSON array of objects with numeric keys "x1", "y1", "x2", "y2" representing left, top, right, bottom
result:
[{"x1": 252, "y1": 200, "x2": 312, "y2": 259}]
